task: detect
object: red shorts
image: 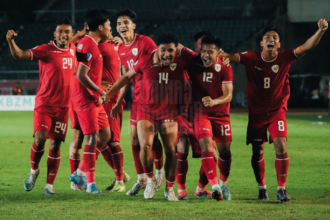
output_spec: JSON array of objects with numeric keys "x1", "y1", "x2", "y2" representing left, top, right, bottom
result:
[
  {"x1": 136, "y1": 107, "x2": 177, "y2": 126},
  {"x1": 247, "y1": 108, "x2": 287, "y2": 145},
  {"x1": 103, "y1": 101, "x2": 123, "y2": 142},
  {"x1": 33, "y1": 105, "x2": 69, "y2": 141},
  {"x1": 177, "y1": 115, "x2": 201, "y2": 158},
  {"x1": 69, "y1": 100, "x2": 81, "y2": 130},
  {"x1": 194, "y1": 113, "x2": 232, "y2": 143},
  {"x1": 72, "y1": 104, "x2": 109, "y2": 135},
  {"x1": 130, "y1": 100, "x2": 139, "y2": 126}
]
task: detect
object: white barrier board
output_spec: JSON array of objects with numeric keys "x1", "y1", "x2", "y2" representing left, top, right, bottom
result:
[{"x1": 0, "y1": 96, "x2": 35, "y2": 111}]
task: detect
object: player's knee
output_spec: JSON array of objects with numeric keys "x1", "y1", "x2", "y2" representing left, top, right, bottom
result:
[
  {"x1": 34, "y1": 137, "x2": 47, "y2": 148},
  {"x1": 130, "y1": 133, "x2": 139, "y2": 145},
  {"x1": 274, "y1": 140, "x2": 287, "y2": 155},
  {"x1": 49, "y1": 139, "x2": 61, "y2": 151},
  {"x1": 109, "y1": 141, "x2": 119, "y2": 148},
  {"x1": 177, "y1": 137, "x2": 189, "y2": 154}
]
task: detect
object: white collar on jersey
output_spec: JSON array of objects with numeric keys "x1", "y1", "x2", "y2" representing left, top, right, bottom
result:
[
  {"x1": 52, "y1": 41, "x2": 69, "y2": 51},
  {"x1": 85, "y1": 35, "x2": 98, "y2": 45},
  {"x1": 125, "y1": 34, "x2": 137, "y2": 47},
  {"x1": 261, "y1": 52, "x2": 278, "y2": 62}
]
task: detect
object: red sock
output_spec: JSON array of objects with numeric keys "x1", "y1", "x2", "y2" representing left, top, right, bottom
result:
[
  {"x1": 201, "y1": 152, "x2": 218, "y2": 186},
  {"x1": 152, "y1": 136, "x2": 163, "y2": 170},
  {"x1": 166, "y1": 175, "x2": 175, "y2": 188},
  {"x1": 96, "y1": 142, "x2": 114, "y2": 169},
  {"x1": 110, "y1": 145, "x2": 124, "y2": 181},
  {"x1": 82, "y1": 145, "x2": 96, "y2": 183},
  {"x1": 176, "y1": 152, "x2": 188, "y2": 190},
  {"x1": 144, "y1": 164, "x2": 154, "y2": 178},
  {"x1": 198, "y1": 164, "x2": 209, "y2": 188},
  {"x1": 275, "y1": 152, "x2": 289, "y2": 187},
  {"x1": 69, "y1": 158, "x2": 80, "y2": 174},
  {"x1": 78, "y1": 159, "x2": 85, "y2": 172},
  {"x1": 251, "y1": 154, "x2": 266, "y2": 186},
  {"x1": 30, "y1": 142, "x2": 45, "y2": 170},
  {"x1": 47, "y1": 149, "x2": 61, "y2": 184},
  {"x1": 132, "y1": 145, "x2": 144, "y2": 174},
  {"x1": 218, "y1": 156, "x2": 232, "y2": 182}
]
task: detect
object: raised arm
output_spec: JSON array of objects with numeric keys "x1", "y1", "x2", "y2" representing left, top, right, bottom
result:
[
  {"x1": 202, "y1": 83, "x2": 233, "y2": 107},
  {"x1": 295, "y1": 19, "x2": 328, "y2": 58},
  {"x1": 218, "y1": 51, "x2": 239, "y2": 64},
  {"x1": 71, "y1": 23, "x2": 88, "y2": 44},
  {"x1": 6, "y1": 30, "x2": 31, "y2": 60}
]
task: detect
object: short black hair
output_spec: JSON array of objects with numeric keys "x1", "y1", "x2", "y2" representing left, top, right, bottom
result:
[
  {"x1": 157, "y1": 32, "x2": 178, "y2": 46},
  {"x1": 84, "y1": 9, "x2": 110, "y2": 32},
  {"x1": 55, "y1": 18, "x2": 74, "y2": 29},
  {"x1": 201, "y1": 35, "x2": 222, "y2": 50},
  {"x1": 194, "y1": 30, "x2": 213, "y2": 42},
  {"x1": 261, "y1": 26, "x2": 282, "y2": 41},
  {"x1": 115, "y1": 8, "x2": 137, "y2": 24}
]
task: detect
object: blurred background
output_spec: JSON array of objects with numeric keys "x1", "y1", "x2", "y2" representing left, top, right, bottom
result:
[{"x1": 0, "y1": 0, "x2": 329, "y2": 111}]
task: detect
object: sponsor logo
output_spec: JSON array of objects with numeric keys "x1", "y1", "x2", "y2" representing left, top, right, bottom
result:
[
  {"x1": 280, "y1": 174, "x2": 286, "y2": 177},
  {"x1": 132, "y1": 48, "x2": 138, "y2": 56},
  {"x1": 215, "y1": 64, "x2": 221, "y2": 72},
  {"x1": 41, "y1": 124, "x2": 48, "y2": 128},
  {"x1": 271, "y1": 65, "x2": 279, "y2": 73},
  {"x1": 255, "y1": 66, "x2": 262, "y2": 70},
  {"x1": 99, "y1": 54, "x2": 102, "y2": 57},
  {"x1": 77, "y1": 44, "x2": 83, "y2": 50},
  {"x1": 51, "y1": 51, "x2": 62, "y2": 53},
  {"x1": 114, "y1": 46, "x2": 118, "y2": 51},
  {"x1": 70, "y1": 49, "x2": 74, "y2": 56},
  {"x1": 120, "y1": 53, "x2": 126, "y2": 55},
  {"x1": 208, "y1": 170, "x2": 213, "y2": 174},
  {"x1": 89, "y1": 168, "x2": 95, "y2": 171},
  {"x1": 170, "y1": 63, "x2": 177, "y2": 71},
  {"x1": 202, "y1": 128, "x2": 210, "y2": 131}
]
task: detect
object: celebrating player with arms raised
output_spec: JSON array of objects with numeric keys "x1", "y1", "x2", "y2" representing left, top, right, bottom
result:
[
  {"x1": 220, "y1": 19, "x2": 328, "y2": 202},
  {"x1": 114, "y1": 9, "x2": 164, "y2": 195},
  {"x1": 178, "y1": 35, "x2": 234, "y2": 201},
  {"x1": 106, "y1": 33, "x2": 188, "y2": 201},
  {"x1": 7, "y1": 19, "x2": 75, "y2": 195}
]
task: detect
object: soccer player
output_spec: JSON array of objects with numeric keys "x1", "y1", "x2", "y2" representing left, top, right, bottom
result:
[
  {"x1": 219, "y1": 19, "x2": 328, "y2": 201},
  {"x1": 69, "y1": 9, "x2": 112, "y2": 194},
  {"x1": 106, "y1": 33, "x2": 188, "y2": 201},
  {"x1": 178, "y1": 35, "x2": 234, "y2": 201},
  {"x1": 6, "y1": 18, "x2": 76, "y2": 195},
  {"x1": 114, "y1": 9, "x2": 164, "y2": 195}
]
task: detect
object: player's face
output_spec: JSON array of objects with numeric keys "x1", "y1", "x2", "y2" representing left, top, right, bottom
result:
[
  {"x1": 54, "y1": 24, "x2": 73, "y2": 48},
  {"x1": 116, "y1": 16, "x2": 136, "y2": 39},
  {"x1": 201, "y1": 44, "x2": 219, "y2": 67},
  {"x1": 100, "y1": 19, "x2": 111, "y2": 41},
  {"x1": 261, "y1": 31, "x2": 281, "y2": 53},
  {"x1": 158, "y1": 43, "x2": 176, "y2": 66},
  {"x1": 194, "y1": 36, "x2": 204, "y2": 53}
]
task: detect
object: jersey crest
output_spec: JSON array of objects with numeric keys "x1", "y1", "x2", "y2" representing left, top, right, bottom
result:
[
  {"x1": 215, "y1": 64, "x2": 221, "y2": 72},
  {"x1": 132, "y1": 48, "x2": 138, "y2": 56},
  {"x1": 271, "y1": 65, "x2": 279, "y2": 73},
  {"x1": 170, "y1": 63, "x2": 177, "y2": 71},
  {"x1": 70, "y1": 49, "x2": 74, "y2": 56}
]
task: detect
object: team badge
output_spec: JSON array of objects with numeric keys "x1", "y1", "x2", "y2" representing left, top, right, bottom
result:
[
  {"x1": 215, "y1": 64, "x2": 221, "y2": 72},
  {"x1": 271, "y1": 65, "x2": 279, "y2": 73},
  {"x1": 70, "y1": 49, "x2": 74, "y2": 56},
  {"x1": 77, "y1": 44, "x2": 83, "y2": 50},
  {"x1": 87, "y1": 53, "x2": 92, "y2": 61},
  {"x1": 132, "y1": 48, "x2": 138, "y2": 56},
  {"x1": 170, "y1": 63, "x2": 177, "y2": 71},
  {"x1": 114, "y1": 46, "x2": 118, "y2": 51}
]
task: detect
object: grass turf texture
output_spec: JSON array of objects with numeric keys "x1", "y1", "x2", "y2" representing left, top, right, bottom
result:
[{"x1": 0, "y1": 111, "x2": 329, "y2": 220}]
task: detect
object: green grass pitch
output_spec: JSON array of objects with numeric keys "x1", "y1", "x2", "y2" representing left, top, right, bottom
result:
[{"x1": 0, "y1": 111, "x2": 329, "y2": 219}]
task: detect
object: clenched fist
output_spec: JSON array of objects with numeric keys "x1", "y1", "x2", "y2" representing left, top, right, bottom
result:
[
  {"x1": 202, "y1": 96, "x2": 215, "y2": 108},
  {"x1": 6, "y1": 30, "x2": 18, "y2": 41}
]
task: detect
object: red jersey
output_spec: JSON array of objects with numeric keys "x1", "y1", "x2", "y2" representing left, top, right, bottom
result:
[
  {"x1": 29, "y1": 41, "x2": 76, "y2": 109},
  {"x1": 236, "y1": 50, "x2": 298, "y2": 114},
  {"x1": 98, "y1": 41, "x2": 121, "y2": 102},
  {"x1": 118, "y1": 34, "x2": 157, "y2": 103},
  {"x1": 132, "y1": 52, "x2": 188, "y2": 118},
  {"x1": 181, "y1": 47, "x2": 233, "y2": 116},
  {"x1": 72, "y1": 35, "x2": 103, "y2": 111}
]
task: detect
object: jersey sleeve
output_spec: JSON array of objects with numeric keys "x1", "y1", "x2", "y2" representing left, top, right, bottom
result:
[
  {"x1": 222, "y1": 65, "x2": 233, "y2": 84},
  {"x1": 235, "y1": 50, "x2": 256, "y2": 66},
  {"x1": 143, "y1": 36, "x2": 157, "y2": 54},
  {"x1": 77, "y1": 44, "x2": 94, "y2": 69},
  {"x1": 132, "y1": 53, "x2": 152, "y2": 74},
  {"x1": 180, "y1": 47, "x2": 198, "y2": 64},
  {"x1": 283, "y1": 49, "x2": 298, "y2": 65},
  {"x1": 29, "y1": 44, "x2": 49, "y2": 61}
]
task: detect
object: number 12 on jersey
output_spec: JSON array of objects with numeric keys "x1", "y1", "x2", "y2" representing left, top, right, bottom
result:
[{"x1": 159, "y1": 72, "x2": 168, "y2": 84}]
